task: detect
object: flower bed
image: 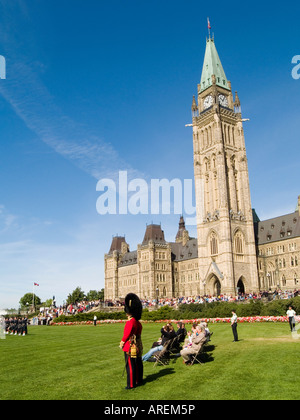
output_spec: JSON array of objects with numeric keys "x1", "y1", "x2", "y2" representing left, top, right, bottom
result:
[{"x1": 51, "y1": 315, "x2": 300, "y2": 326}]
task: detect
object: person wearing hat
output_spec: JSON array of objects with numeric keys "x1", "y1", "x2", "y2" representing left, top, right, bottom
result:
[{"x1": 119, "y1": 293, "x2": 143, "y2": 389}]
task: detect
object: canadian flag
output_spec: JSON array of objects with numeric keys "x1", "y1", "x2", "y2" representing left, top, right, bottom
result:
[
  {"x1": 34, "y1": 283, "x2": 39, "y2": 286},
  {"x1": 207, "y1": 18, "x2": 211, "y2": 30}
]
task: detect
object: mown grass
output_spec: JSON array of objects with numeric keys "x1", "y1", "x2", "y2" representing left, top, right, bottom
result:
[{"x1": 0, "y1": 322, "x2": 299, "y2": 400}]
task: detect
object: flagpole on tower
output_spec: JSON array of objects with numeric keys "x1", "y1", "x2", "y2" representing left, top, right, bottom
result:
[{"x1": 207, "y1": 17, "x2": 211, "y2": 39}]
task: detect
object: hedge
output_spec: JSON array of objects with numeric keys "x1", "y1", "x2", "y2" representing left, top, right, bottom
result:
[{"x1": 51, "y1": 296, "x2": 300, "y2": 324}]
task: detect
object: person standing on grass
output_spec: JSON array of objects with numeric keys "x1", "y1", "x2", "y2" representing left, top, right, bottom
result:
[
  {"x1": 119, "y1": 293, "x2": 143, "y2": 390},
  {"x1": 231, "y1": 310, "x2": 239, "y2": 342},
  {"x1": 286, "y1": 306, "x2": 296, "y2": 332},
  {"x1": 93, "y1": 315, "x2": 97, "y2": 326}
]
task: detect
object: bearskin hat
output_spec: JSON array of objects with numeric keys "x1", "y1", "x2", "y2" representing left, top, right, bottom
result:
[{"x1": 124, "y1": 293, "x2": 142, "y2": 321}]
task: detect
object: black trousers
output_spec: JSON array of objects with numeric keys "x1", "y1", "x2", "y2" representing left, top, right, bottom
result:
[
  {"x1": 288, "y1": 317, "x2": 295, "y2": 332},
  {"x1": 124, "y1": 353, "x2": 143, "y2": 388},
  {"x1": 231, "y1": 323, "x2": 238, "y2": 341}
]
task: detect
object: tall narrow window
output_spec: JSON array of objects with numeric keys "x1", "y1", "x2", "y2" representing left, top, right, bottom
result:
[
  {"x1": 234, "y1": 231, "x2": 245, "y2": 262},
  {"x1": 210, "y1": 232, "x2": 218, "y2": 256}
]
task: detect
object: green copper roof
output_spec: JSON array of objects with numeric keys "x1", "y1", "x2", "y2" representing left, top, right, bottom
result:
[{"x1": 200, "y1": 38, "x2": 230, "y2": 93}]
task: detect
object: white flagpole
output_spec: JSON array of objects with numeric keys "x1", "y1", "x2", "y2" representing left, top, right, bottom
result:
[{"x1": 32, "y1": 283, "x2": 35, "y2": 311}]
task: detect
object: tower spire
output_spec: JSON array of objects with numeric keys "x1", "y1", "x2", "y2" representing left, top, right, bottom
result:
[{"x1": 200, "y1": 32, "x2": 230, "y2": 94}]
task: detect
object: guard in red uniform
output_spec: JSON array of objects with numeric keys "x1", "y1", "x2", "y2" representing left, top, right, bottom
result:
[{"x1": 119, "y1": 293, "x2": 143, "y2": 389}]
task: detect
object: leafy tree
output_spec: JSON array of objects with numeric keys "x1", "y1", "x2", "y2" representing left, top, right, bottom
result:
[
  {"x1": 86, "y1": 289, "x2": 104, "y2": 301},
  {"x1": 86, "y1": 290, "x2": 100, "y2": 301},
  {"x1": 66, "y1": 287, "x2": 85, "y2": 305},
  {"x1": 19, "y1": 293, "x2": 41, "y2": 309}
]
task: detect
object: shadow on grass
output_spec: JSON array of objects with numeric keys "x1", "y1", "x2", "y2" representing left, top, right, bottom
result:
[{"x1": 144, "y1": 368, "x2": 176, "y2": 385}]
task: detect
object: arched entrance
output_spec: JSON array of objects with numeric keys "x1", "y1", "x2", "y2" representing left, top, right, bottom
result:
[
  {"x1": 213, "y1": 277, "x2": 221, "y2": 296},
  {"x1": 237, "y1": 278, "x2": 245, "y2": 295}
]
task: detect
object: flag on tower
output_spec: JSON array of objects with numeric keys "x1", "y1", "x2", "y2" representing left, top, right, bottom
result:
[
  {"x1": 34, "y1": 282, "x2": 39, "y2": 286},
  {"x1": 207, "y1": 17, "x2": 211, "y2": 30}
]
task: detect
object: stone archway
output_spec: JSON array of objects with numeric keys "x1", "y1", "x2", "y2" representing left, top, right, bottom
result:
[
  {"x1": 237, "y1": 277, "x2": 245, "y2": 295},
  {"x1": 205, "y1": 274, "x2": 221, "y2": 296},
  {"x1": 213, "y1": 277, "x2": 221, "y2": 296}
]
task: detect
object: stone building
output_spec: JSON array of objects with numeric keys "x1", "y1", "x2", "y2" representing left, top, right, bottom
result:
[
  {"x1": 104, "y1": 36, "x2": 299, "y2": 301},
  {"x1": 255, "y1": 198, "x2": 300, "y2": 292},
  {"x1": 104, "y1": 218, "x2": 200, "y2": 300}
]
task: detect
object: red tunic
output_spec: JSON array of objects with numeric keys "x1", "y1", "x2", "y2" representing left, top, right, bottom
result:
[{"x1": 121, "y1": 317, "x2": 142, "y2": 353}]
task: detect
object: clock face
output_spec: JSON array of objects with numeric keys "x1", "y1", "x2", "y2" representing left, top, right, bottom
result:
[
  {"x1": 218, "y1": 94, "x2": 228, "y2": 107},
  {"x1": 203, "y1": 95, "x2": 213, "y2": 109}
]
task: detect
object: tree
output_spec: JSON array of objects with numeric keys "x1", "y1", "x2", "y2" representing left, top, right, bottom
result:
[
  {"x1": 66, "y1": 287, "x2": 85, "y2": 305},
  {"x1": 86, "y1": 290, "x2": 103, "y2": 301},
  {"x1": 19, "y1": 293, "x2": 41, "y2": 310}
]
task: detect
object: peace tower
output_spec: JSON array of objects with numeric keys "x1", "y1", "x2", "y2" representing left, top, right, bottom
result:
[{"x1": 192, "y1": 36, "x2": 259, "y2": 295}]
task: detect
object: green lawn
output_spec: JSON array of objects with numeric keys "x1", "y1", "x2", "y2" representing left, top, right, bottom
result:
[{"x1": 0, "y1": 322, "x2": 299, "y2": 400}]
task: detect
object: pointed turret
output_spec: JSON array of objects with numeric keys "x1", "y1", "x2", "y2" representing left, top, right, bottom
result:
[
  {"x1": 234, "y1": 91, "x2": 241, "y2": 114},
  {"x1": 200, "y1": 38, "x2": 230, "y2": 93},
  {"x1": 176, "y1": 216, "x2": 190, "y2": 245},
  {"x1": 191, "y1": 95, "x2": 198, "y2": 117}
]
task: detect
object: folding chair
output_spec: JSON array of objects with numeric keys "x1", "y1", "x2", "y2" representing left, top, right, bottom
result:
[
  {"x1": 153, "y1": 339, "x2": 173, "y2": 367},
  {"x1": 168, "y1": 335, "x2": 183, "y2": 356},
  {"x1": 189, "y1": 343, "x2": 205, "y2": 366}
]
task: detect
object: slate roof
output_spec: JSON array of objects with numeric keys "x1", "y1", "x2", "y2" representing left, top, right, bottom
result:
[
  {"x1": 171, "y1": 238, "x2": 198, "y2": 261},
  {"x1": 255, "y1": 210, "x2": 300, "y2": 245},
  {"x1": 108, "y1": 236, "x2": 126, "y2": 254},
  {"x1": 142, "y1": 224, "x2": 166, "y2": 245},
  {"x1": 118, "y1": 251, "x2": 138, "y2": 267}
]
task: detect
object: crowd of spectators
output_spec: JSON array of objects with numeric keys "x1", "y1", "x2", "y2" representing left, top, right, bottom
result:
[
  {"x1": 36, "y1": 299, "x2": 102, "y2": 321},
  {"x1": 33, "y1": 289, "x2": 299, "y2": 321},
  {"x1": 103, "y1": 288, "x2": 300, "y2": 309}
]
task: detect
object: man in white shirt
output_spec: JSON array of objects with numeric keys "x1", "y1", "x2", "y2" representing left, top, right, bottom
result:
[
  {"x1": 231, "y1": 311, "x2": 239, "y2": 342},
  {"x1": 286, "y1": 306, "x2": 296, "y2": 332}
]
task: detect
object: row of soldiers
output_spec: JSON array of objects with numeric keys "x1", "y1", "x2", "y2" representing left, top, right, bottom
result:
[{"x1": 4, "y1": 317, "x2": 28, "y2": 336}]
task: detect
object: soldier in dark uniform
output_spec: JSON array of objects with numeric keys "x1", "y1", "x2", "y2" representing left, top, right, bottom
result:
[
  {"x1": 23, "y1": 317, "x2": 28, "y2": 335},
  {"x1": 5, "y1": 317, "x2": 10, "y2": 334},
  {"x1": 17, "y1": 318, "x2": 23, "y2": 335},
  {"x1": 12, "y1": 317, "x2": 18, "y2": 335},
  {"x1": 119, "y1": 293, "x2": 143, "y2": 390},
  {"x1": 8, "y1": 317, "x2": 13, "y2": 334}
]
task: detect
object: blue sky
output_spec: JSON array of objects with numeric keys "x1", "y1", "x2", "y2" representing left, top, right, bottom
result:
[{"x1": 0, "y1": 0, "x2": 299, "y2": 309}]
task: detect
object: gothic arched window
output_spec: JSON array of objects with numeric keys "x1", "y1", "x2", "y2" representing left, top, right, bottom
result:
[
  {"x1": 210, "y1": 232, "x2": 218, "y2": 256},
  {"x1": 234, "y1": 231, "x2": 244, "y2": 261}
]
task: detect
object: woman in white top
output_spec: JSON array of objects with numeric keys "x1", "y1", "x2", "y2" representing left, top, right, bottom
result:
[{"x1": 286, "y1": 306, "x2": 296, "y2": 332}]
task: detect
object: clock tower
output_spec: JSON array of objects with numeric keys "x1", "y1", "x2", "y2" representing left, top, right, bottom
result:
[{"x1": 192, "y1": 36, "x2": 259, "y2": 296}]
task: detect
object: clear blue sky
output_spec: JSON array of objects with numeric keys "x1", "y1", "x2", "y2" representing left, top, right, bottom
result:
[{"x1": 0, "y1": 0, "x2": 299, "y2": 309}]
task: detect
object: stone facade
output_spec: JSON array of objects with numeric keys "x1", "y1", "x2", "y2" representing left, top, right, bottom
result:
[
  {"x1": 104, "y1": 37, "x2": 300, "y2": 301},
  {"x1": 192, "y1": 38, "x2": 259, "y2": 296},
  {"x1": 104, "y1": 222, "x2": 200, "y2": 300},
  {"x1": 255, "y1": 199, "x2": 300, "y2": 291}
]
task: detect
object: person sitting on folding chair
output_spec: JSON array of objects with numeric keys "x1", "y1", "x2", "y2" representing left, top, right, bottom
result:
[
  {"x1": 180, "y1": 324, "x2": 206, "y2": 365},
  {"x1": 200, "y1": 322, "x2": 213, "y2": 343},
  {"x1": 142, "y1": 323, "x2": 176, "y2": 362},
  {"x1": 175, "y1": 322, "x2": 187, "y2": 343}
]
